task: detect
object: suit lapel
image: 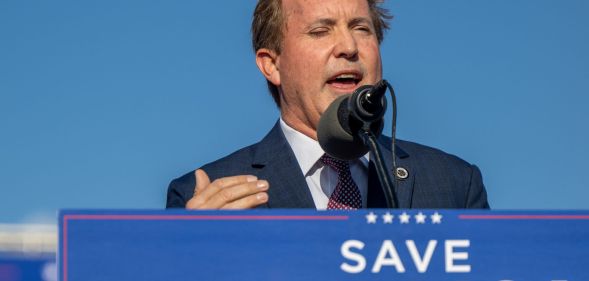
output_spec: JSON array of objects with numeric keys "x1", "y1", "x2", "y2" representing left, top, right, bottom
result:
[
  {"x1": 251, "y1": 122, "x2": 316, "y2": 208},
  {"x1": 250, "y1": 122, "x2": 414, "y2": 209},
  {"x1": 367, "y1": 137, "x2": 415, "y2": 208}
]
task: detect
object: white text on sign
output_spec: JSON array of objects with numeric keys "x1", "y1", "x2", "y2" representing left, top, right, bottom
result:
[{"x1": 340, "y1": 239, "x2": 471, "y2": 274}]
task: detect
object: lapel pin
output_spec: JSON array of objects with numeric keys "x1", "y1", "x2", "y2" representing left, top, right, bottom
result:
[{"x1": 395, "y1": 167, "x2": 409, "y2": 180}]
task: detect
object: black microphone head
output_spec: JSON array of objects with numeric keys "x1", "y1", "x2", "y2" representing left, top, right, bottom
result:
[
  {"x1": 318, "y1": 95, "x2": 373, "y2": 160},
  {"x1": 349, "y1": 82, "x2": 387, "y2": 123}
]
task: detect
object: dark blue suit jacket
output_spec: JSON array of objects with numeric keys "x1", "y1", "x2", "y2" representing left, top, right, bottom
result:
[{"x1": 167, "y1": 122, "x2": 489, "y2": 209}]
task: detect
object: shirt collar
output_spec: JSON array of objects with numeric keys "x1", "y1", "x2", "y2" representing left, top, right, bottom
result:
[
  {"x1": 279, "y1": 118, "x2": 369, "y2": 176},
  {"x1": 280, "y1": 118, "x2": 324, "y2": 176}
]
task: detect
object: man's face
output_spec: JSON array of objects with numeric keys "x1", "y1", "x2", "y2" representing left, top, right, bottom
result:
[{"x1": 274, "y1": 0, "x2": 382, "y2": 138}]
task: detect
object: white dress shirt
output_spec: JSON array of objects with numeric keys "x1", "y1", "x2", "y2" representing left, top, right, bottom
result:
[{"x1": 279, "y1": 119, "x2": 369, "y2": 210}]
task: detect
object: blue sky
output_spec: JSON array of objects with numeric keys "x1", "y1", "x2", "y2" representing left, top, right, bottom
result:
[{"x1": 1, "y1": 0, "x2": 588, "y2": 223}]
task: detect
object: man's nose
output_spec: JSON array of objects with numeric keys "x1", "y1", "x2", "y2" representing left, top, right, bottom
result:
[{"x1": 334, "y1": 30, "x2": 359, "y2": 60}]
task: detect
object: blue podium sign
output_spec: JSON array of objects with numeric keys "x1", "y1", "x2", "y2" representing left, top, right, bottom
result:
[{"x1": 59, "y1": 210, "x2": 589, "y2": 281}]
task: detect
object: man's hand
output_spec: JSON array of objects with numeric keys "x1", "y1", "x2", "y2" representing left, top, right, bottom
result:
[{"x1": 185, "y1": 169, "x2": 269, "y2": 209}]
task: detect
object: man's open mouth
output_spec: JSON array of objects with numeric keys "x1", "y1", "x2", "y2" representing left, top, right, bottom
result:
[{"x1": 326, "y1": 72, "x2": 362, "y2": 89}]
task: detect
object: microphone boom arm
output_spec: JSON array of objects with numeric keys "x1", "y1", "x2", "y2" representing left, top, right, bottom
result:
[
  {"x1": 358, "y1": 128, "x2": 398, "y2": 209},
  {"x1": 353, "y1": 80, "x2": 399, "y2": 209}
]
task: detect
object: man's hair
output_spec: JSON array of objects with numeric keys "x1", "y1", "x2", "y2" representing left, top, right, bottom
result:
[{"x1": 251, "y1": 0, "x2": 392, "y2": 107}]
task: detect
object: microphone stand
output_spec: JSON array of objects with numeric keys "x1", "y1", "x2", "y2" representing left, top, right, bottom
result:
[
  {"x1": 353, "y1": 80, "x2": 399, "y2": 209},
  {"x1": 358, "y1": 127, "x2": 398, "y2": 209}
]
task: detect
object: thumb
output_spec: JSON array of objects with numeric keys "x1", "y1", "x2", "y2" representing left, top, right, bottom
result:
[{"x1": 194, "y1": 169, "x2": 211, "y2": 196}]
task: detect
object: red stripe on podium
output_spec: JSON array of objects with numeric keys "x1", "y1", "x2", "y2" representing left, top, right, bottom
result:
[{"x1": 459, "y1": 214, "x2": 589, "y2": 220}]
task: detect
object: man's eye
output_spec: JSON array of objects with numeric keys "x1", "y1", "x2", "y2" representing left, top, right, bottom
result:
[
  {"x1": 309, "y1": 28, "x2": 329, "y2": 37},
  {"x1": 354, "y1": 26, "x2": 373, "y2": 34}
]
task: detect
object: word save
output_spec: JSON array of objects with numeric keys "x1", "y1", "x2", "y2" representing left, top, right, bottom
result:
[{"x1": 340, "y1": 239, "x2": 471, "y2": 274}]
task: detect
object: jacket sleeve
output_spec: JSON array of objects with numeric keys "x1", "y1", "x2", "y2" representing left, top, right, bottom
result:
[
  {"x1": 465, "y1": 164, "x2": 490, "y2": 209},
  {"x1": 166, "y1": 172, "x2": 196, "y2": 208}
]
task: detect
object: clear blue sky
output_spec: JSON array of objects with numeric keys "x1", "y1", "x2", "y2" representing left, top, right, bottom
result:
[{"x1": 1, "y1": 0, "x2": 588, "y2": 223}]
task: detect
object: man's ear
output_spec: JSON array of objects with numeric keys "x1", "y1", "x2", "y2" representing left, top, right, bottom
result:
[{"x1": 255, "y1": 48, "x2": 280, "y2": 86}]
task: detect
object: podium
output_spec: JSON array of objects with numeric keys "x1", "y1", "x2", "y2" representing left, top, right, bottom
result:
[{"x1": 59, "y1": 210, "x2": 589, "y2": 280}]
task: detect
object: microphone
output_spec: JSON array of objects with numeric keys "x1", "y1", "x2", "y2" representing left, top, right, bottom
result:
[
  {"x1": 349, "y1": 79, "x2": 388, "y2": 123},
  {"x1": 317, "y1": 80, "x2": 388, "y2": 160}
]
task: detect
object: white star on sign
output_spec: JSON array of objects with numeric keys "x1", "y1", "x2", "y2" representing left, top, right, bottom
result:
[
  {"x1": 366, "y1": 212, "x2": 377, "y2": 224},
  {"x1": 399, "y1": 212, "x2": 410, "y2": 224},
  {"x1": 382, "y1": 212, "x2": 394, "y2": 224},
  {"x1": 430, "y1": 212, "x2": 443, "y2": 224},
  {"x1": 415, "y1": 212, "x2": 426, "y2": 224}
]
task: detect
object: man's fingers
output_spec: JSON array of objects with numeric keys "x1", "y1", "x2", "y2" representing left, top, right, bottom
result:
[
  {"x1": 213, "y1": 175, "x2": 258, "y2": 189},
  {"x1": 186, "y1": 173, "x2": 262, "y2": 209},
  {"x1": 203, "y1": 180, "x2": 269, "y2": 209},
  {"x1": 186, "y1": 169, "x2": 212, "y2": 209},
  {"x1": 221, "y1": 192, "x2": 269, "y2": 209},
  {"x1": 196, "y1": 175, "x2": 257, "y2": 202},
  {"x1": 194, "y1": 169, "x2": 211, "y2": 196}
]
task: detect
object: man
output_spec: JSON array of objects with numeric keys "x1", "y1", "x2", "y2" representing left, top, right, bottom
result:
[{"x1": 166, "y1": 0, "x2": 489, "y2": 210}]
